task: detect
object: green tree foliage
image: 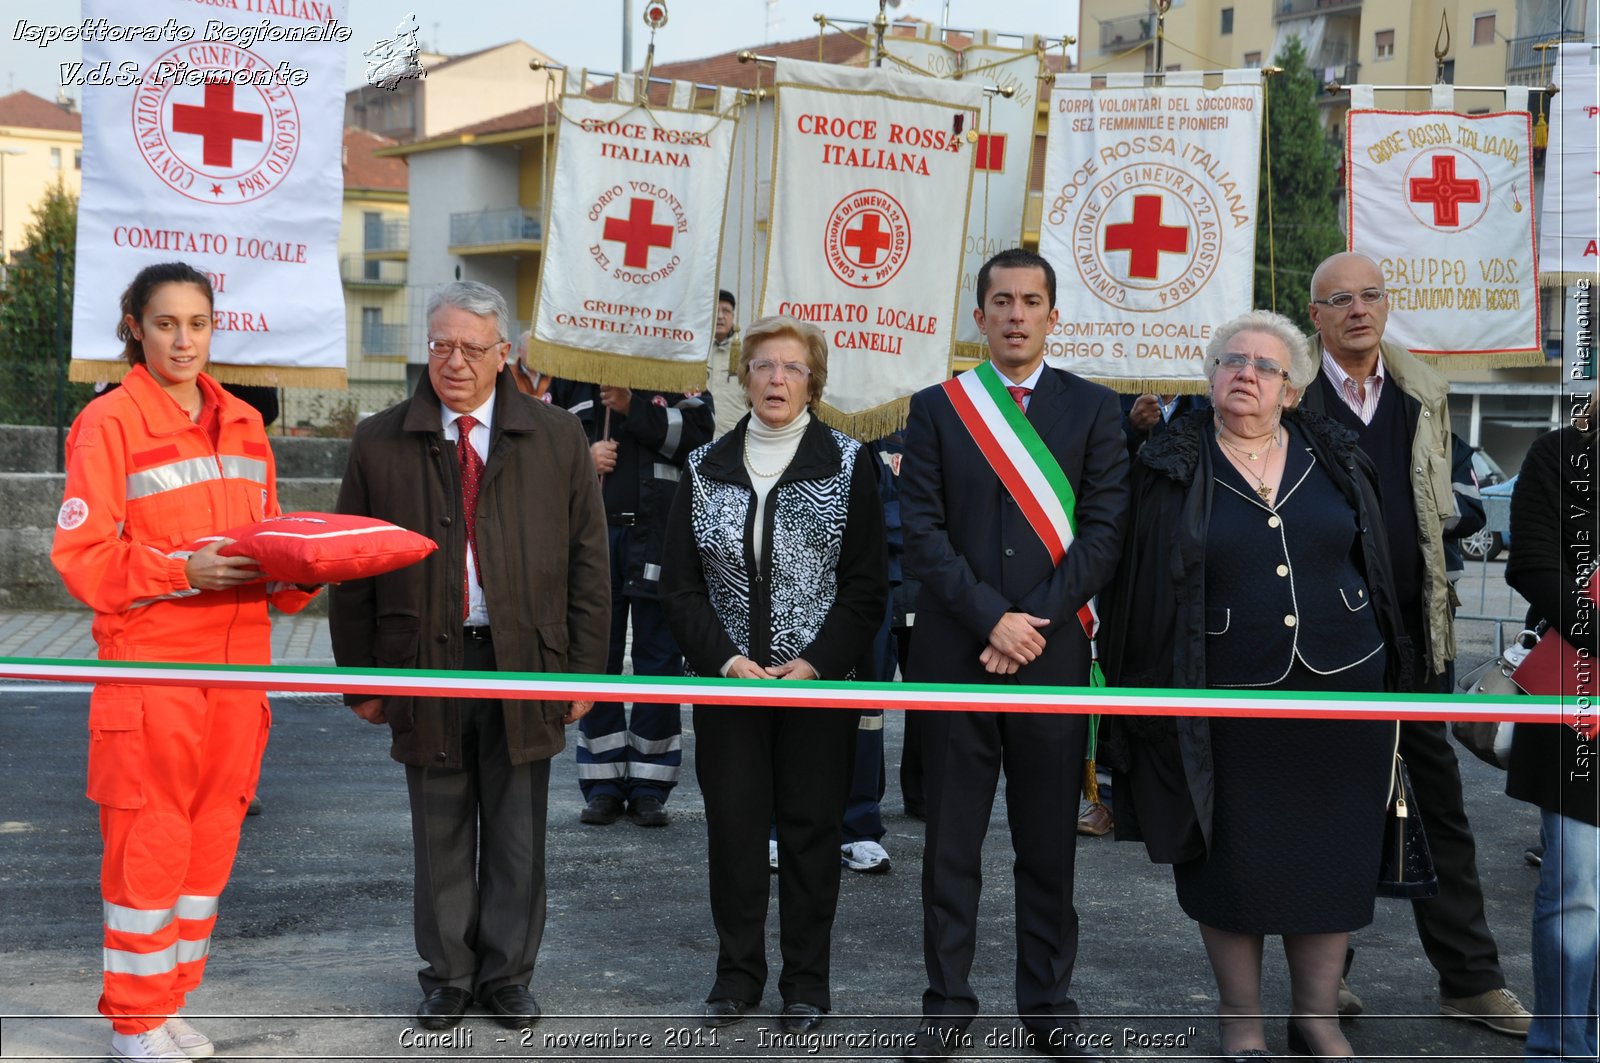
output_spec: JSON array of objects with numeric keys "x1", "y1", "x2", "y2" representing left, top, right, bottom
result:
[
  {"x1": 1256, "y1": 35, "x2": 1344, "y2": 330},
  {"x1": 0, "y1": 179, "x2": 93, "y2": 427}
]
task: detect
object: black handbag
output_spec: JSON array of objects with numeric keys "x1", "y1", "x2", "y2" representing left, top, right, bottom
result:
[{"x1": 1377, "y1": 755, "x2": 1439, "y2": 899}]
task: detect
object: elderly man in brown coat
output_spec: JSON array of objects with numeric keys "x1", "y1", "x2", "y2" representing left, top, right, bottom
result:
[{"x1": 331, "y1": 280, "x2": 609, "y2": 1034}]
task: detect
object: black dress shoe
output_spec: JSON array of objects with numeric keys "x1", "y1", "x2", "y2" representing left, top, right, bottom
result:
[
  {"x1": 481, "y1": 984, "x2": 540, "y2": 1029},
  {"x1": 1285, "y1": 1018, "x2": 1359, "y2": 1061},
  {"x1": 780, "y1": 1002, "x2": 825, "y2": 1034},
  {"x1": 703, "y1": 998, "x2": 752, "y2": 1028},
  {"x1": 416, "y1": 986, "x2": 471, "y2": 1030},
  {"x1": 580, "y1": 793, "x2": 623, "y2": 825},
  {"x1": 628, "y1": 795, "x2": 670, "y2": 827},
  {"x1": 901, "y1": 1024, "x2": 966, "y2": 1061}
]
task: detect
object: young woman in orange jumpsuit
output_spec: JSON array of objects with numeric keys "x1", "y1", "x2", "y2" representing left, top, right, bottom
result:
[{"x1": 51, "y1": 262, "x2": 319, "y2": 1063}]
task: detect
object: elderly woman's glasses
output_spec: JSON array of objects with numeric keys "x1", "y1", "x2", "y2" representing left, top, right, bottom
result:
[
  {"x1": 427, "y1": 339, "x2": 504, "y2": 362},
  {"x1": 1311, "y1": 288, "x2": 1387, "y2": 310},
  {"x1": 1215, "y1": 352, "x2": 1289, "y2": 380},
  {"x1": 749, "y1": 358, "x2": 811, "y2": 381}
]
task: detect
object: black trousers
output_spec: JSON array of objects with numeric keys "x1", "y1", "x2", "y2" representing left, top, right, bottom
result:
[
  {"x1": 404, "y1": 637, "x2": 551, "y2": 997},
  {"x1": 694, "y1": 702, "x2": 858, "y2": 1010},
  {"x1": 920, "y1": 709, "x2": 1088, "y2": 1029},
  {"x1": 1398, "y1": 717, "x2": 1505, "y2": 996}
]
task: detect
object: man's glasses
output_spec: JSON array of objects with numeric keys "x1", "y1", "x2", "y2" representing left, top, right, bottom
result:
[
  {"x1": 427, "y1": 339, "x2": 505, "y2": 362},
  {"x1": 1214, "y1": 353, "x2": 1290, "y2": 380},
  {"x1": 1311, "y1": 288, "x2": 1387, "y2": 310},
  {"x1": 748, "y1": 358, "x2": 811, "y2": 381}
]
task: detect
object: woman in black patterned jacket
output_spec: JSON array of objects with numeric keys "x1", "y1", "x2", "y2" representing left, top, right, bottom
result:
[{"x1": 661, "y1": 314, "x2": 887, "y2": 1037}]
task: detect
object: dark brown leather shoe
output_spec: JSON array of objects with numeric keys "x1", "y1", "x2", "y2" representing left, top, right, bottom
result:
[
  {"x1": 416, "y1": 986, "x2": 471, "y2": 1030},
  {"x1": 1076, "y1": 803, "x2": 1113, "y2": 837}
]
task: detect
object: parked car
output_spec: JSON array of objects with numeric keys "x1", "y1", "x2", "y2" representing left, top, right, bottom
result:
[
  {"x1": 1470, "y1": 446, "x2": 1508, "y2": 487},
  {"x1": 1461, "y1": 475, "x2": 1516, "y2": 562}
]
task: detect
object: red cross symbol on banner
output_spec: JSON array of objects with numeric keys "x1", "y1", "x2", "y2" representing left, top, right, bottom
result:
[
  {"x1": 603, "y1": 197, "x2": 675, "y2": 269},
  {"x1": 1409, "y1": 154, "x2": 1481, "y2": 227},
  {"x1": 171, "y1": 81, "x2": 264, "y2": 168},
  {"x1": 975, "y1": 133, "x2": 1007, "y2": 173},
  {"x1": 844, "y1": 212, "x2": 893, "y2": 266},
  {"x1": 1103, "y1": 195, "x2": 1189, "y2": 280}
]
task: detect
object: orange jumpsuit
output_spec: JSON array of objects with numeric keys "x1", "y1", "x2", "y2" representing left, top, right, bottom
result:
[{"x1": 51, "y1": 365, "x2": 316, "y2": 1034}]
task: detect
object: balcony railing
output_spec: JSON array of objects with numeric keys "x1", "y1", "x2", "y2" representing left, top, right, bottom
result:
[
  {"x1": 449, "y1": 208, "x2": 542, "y2": 247},
  {"x1": 360, "y1": 322, "x2": 409, "y2": 357},
  {"x1": 1504, "y1": 33, "x2": 1573, "y2": 76},
  {"x1": 1275, "y1": 0, "x2": 1363, "y2": 21},
  {"x1": 1099, "y1": 12, "x2": 1154, "y2": 55},
  {"x1": 1315, "y1": 61, "x2": 1361, "y2": 89},
  {"x1": 341, "y1": 255, "x2": 406, "y2": 286},
  {"x1": 364, "y1": 217, "x2": 409, "y2": 254}
]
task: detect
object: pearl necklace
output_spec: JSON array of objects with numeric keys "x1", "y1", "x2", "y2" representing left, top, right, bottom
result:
[{"x1": 743, "y1": 444, "x2": 793, "y2": 479}]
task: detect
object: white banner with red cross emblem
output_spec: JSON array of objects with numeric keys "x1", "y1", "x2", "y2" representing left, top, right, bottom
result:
[
  {"x1": 879, "y1": 29, "x2": 1047, "y2": 365},
  {"x1": 70, "y1": 0, "x2": 349, "y2": 387},
  {"x1": 763, "y1": 59, "x2": 983, "y2": 437},
  {"x1": 1348, "y1": 109, "x2": 1540, "y2": 363},
  {"x1": 1038, "y1": 71, "x2": 1261, "y2": 393},
  {"x1": 1538, "y1": 45, "x2": 1599, "y2": 287},
  {"x1": 531, "y1": 92, "x2": 739, "y2": 394}
]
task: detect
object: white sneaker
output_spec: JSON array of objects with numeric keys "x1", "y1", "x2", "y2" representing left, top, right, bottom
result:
[
  {"x1": 841, "y1": 840, "x2": 891, "y2": 873},
  {"x1": 165, "y1": 1015, "x2": 216, "y2": 1058},
  {"x1": 769, "y1": 839, "x2": 779, "y2": 872},
  {"x1": 110, "y1": 1026, "x2": 188, "y2": 1061}
]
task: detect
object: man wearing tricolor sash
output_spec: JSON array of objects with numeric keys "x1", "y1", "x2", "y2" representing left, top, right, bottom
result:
[{"x1": 900, "y1": 250, "x2": 1129, "y2": 1058}]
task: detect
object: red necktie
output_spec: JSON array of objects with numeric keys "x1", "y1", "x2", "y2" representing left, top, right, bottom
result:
[
  {"x1": 1006, "y1": 385, "x2": 1032, "y2": 412},
  {"x1": 456, "y1": 414, "x2": 484, "y2": 619}
]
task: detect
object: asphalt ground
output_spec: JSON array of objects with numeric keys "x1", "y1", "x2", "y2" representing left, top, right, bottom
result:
[{"x1": 0, "y1": 559, "x2": 1550, "y2": 1062}]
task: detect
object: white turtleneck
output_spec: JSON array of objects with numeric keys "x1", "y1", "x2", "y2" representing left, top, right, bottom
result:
[{"x1": 743, "y1": 408, "x2": 809, "y2": 573}]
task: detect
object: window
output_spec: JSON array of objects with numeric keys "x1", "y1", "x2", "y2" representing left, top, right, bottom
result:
[
  {"x1": 50, "y1": 147, "x2": 61, "y2": 170},
  {"x1": 1244, "y1": 51, "x2": 1263, "y2": 67},
  {"x1": 73, "y1": 149, "x2": 82, "y2": 170},
  {"x1": 1440, "y1": 58, "x2": 1456, "y2": 83},
  {"x1": 1473, "y1": 13, "x2": 1495, "y2": 45},
  {"x1": 1374, "y1": 29, "x2": 1395, "y2": 59},
  {"x1": 360, "y1": 307, "x2": 385, "y2": 355},
  {"x1": 1221, "y1": 7, "x2": 1234, "y2": 34},
  {"x1": 363, "y1": 211, "x2": 383, "y2": 251}
]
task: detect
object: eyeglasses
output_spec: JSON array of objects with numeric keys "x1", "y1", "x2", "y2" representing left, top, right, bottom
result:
[
  {"x1": 1311, "y1": 288, "x2": 1388, "y2": 310},
  {"x1": 427, "y1": 338, "x2": 505, "y2": 362},
  {"x1": 1215, "y1": 353, "x2": 1290, "y2": 380},
  {"x1": 748, "y1": 358, "x2": 811, "y2": 381}
]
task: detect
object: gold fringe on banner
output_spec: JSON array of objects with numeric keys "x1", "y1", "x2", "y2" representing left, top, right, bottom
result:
[
  {"x1": 725, "y1": 337, "x2": 742, "y2": 378},
  {"x1": 68, "y1": 361, "x2": 349, "y2": 388},
  {"x1": 528, "y1": 340, "x2": 708, "y2": 395},
  {"x1": 951, "y1": 341, "x2": 989, "y2": 364},
  {"x1": 1418, "y1": 351, "x2": 1549, "y2": 370},
  {"x1": 814, "y1": 394, "x2": 912, "y2": 442},
  {"x1": 1541, "y1": 271, "x2": 1599, "y2": 288},
  {"x1": 1090, "y1": 376, "x2": 1212, "y2": 396}
]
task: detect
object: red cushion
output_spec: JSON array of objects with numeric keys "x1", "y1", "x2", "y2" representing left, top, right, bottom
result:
[{"x1": 201, "y1": 512, "x2": 437, "y2": 584}]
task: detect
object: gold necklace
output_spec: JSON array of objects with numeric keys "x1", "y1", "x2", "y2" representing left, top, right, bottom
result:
[{"x1": 1216, "y1": 428, "x2": 1280, "y2": 501}]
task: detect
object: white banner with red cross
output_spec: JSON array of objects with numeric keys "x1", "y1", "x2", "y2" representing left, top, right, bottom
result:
[
  {"x1": 1347, "y1": 109, "x2": 1541, "y2": 363},
  {"x1": 531, "y1": 91, "x2": 739, "y2": 393},
  {"x1": 1038, "y1": 71, "x2": 1261, "y2": 394},
  {"x1": 1537, "y1": 45, "x2": 1599, "y2": 287},
  {"x1": 70, "y1": 0, "x2": 349, "y2": 387},
  {"x1": 762, "y1": 58, "x2": 983, "y2": 437},
  {"x1": 879, "y1": 29, "x2": 1047, "y2": 364}
]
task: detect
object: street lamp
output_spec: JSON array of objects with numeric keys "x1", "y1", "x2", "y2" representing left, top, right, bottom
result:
[{"x1": 0, "y1": 145, "x2": 29, "y2": 282}]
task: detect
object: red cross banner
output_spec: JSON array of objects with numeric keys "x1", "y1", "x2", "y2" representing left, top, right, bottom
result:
[
  {"x1": 1038, "y1": 71, "x2": 1261, "y2": 393},
  {"x1": 531, "y1": 91, "x2": 739, "y2": 393},
  {"x1": 1538, "y1": 45, "x2": 1599, "y2": 287},
  {"x1": 763, "y1": 59, "x2": 983, "y2": 436},
  {"x1": 878, "y1": 29, "x2": 1047, "y2": 364},
  {"x1": 70, "y1": 0, "x2": 349, "y2": 386},
  {"x1": 1348, "y1": 109, "x2": 1541, "y2": 364}
]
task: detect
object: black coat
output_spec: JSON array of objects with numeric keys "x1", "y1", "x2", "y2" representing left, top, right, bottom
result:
[
  {"x1": 1504, "y1": 424, "x2": 1599, "y2": 826},
  {"x1": 1100, "y1": 408, "x2": 1413, "y2": 862},
  {"x1": 900, "y1": 365, "x2": 1130, "y2": 685}
]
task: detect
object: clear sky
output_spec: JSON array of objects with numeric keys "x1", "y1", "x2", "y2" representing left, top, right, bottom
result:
[{"x1": 5, "y1": 0, "x2": 1083, "y2": 102}]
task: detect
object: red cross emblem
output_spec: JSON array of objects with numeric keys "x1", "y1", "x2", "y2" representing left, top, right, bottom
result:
[
  {"x1": 844, "y1": 212, "x2": 894, "y2": 267},
  {"x1": 1103, "y1": 195, "x2": 1189, "y2": 280},
  {"x1": 975, "y1": 133, "x2": 1007, "y2": 173},
  {"x1": 603, "y1": 197, "x2": 676, "y2": 269},
  {"x1": 1409, "y1": 154, "x2": 1481, "y2": 227},
  {"x1": 171, "y1": 81, "x2": 264, "y2": 168}
]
